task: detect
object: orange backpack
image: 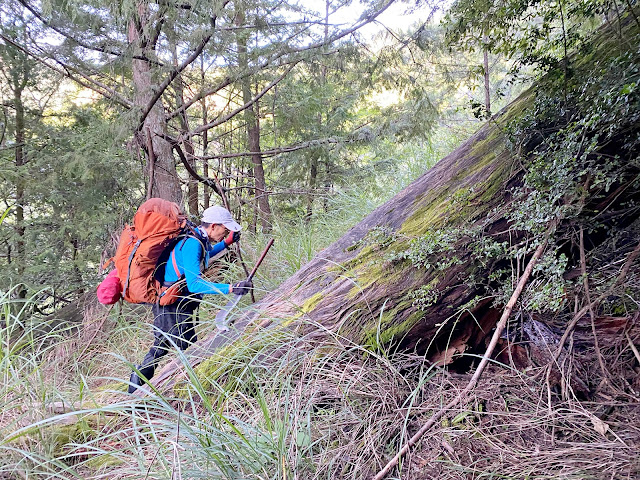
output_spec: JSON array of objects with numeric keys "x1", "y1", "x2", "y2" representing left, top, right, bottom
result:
[{"x1": 110, "y1": 198, "x2": 186, "y2": 304}]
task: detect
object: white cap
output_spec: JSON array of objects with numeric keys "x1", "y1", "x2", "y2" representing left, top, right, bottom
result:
[{"x1": 201, "y1": 206, "x2": 242, "y2": 231}]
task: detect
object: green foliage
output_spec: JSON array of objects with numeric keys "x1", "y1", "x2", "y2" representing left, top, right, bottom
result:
[
  {"x1": 392, "y1": 229, "x2": 461, "y2": 270},
  {"x1": 445, "y1": 0, "x2": 612, "y2": 73},
  {"x1": 0, "y1": 104, "x2": 140, "y2": 297},
  {"x1": 410, "y1": 282, "x2": 440, "y2": 310}
]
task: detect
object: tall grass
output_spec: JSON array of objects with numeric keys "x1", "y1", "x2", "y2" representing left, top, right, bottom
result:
[{"x1": 2, "y1": 290, "x2": 638, "y2": 479}]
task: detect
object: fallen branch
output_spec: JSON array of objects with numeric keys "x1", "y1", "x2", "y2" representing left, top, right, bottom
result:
[
  {"x1": 372, "y1": 230, "x2": 552, "y2": 480},
  {"x1": 579, "y1": 227, "x2": 610, "y2": 383}
]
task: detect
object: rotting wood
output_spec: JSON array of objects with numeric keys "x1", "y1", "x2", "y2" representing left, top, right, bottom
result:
[
  {"x1": 547, "y1": 239, "x2": 640, "y2": 368},
  {"x1": 371, "y1": 228, "x2": 552, "y2": 480}
]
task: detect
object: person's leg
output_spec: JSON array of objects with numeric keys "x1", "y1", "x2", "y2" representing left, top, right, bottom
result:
[
  {"x1": 174, "y1": 298, "x2": 199, "y2": 350},
  {"x1": 128, "y1": 303, "x2": 177, "y2": 393}
]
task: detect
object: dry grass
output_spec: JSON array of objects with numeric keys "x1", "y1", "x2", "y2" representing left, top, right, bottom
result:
[{"x1": 1, "y1": 260, "x2": 639, "y2": 480}]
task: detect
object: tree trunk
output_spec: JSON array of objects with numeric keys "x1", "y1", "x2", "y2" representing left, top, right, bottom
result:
[
  {"x1": 13, "y1": 64, "x2": 27, "y2": 299},
  {"x1": 201, "y1": 57, "x2": 211, "y2": 210},
  {"x1": 128, "y1": 1, "x2": 182, "y2": 205},
  {"x1": 483, "y1": 46, "x2": 491, "y2": 117},
  {"x1": 236, "y1": 7, "x2": 272, "y2": 233},
  {"x1": 307, "y1": 155, "x2": 318, "y2": 220},
  {"x1": 171, "y1": 36, "x2": 199, "y2": 216}
]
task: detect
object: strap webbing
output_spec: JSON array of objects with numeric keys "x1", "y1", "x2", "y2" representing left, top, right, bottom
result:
[{"x1": 171, "y1": 248, "x2": 181, "y2": 278}]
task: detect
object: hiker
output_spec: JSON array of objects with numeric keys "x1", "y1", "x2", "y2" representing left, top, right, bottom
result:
[{"x1": 128, "y1": 205, "x2": 252, "y2": 393}]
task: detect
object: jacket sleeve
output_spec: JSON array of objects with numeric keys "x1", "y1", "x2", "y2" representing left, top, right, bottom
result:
[
  {"x1": 208, "y1": 240, "x2": 227, "y2": 256},
  {"x1": 180, "y1": 237, "x2": 231, "y2": 295}
]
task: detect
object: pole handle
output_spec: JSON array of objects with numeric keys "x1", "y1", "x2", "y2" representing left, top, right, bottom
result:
[{"x1": 247, "y1": 238, "x2": 274, "y2": 281}]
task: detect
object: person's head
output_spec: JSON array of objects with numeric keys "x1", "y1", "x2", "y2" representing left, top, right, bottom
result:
[{"x1": 200, "y1": 206, "x2": 241, "y2": 242}]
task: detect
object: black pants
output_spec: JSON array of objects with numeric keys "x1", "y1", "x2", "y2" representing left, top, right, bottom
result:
[{"x1": 128, "y1": 297, "x2": 200, "y2": 393}]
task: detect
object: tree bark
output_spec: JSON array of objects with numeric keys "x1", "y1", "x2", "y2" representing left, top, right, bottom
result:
[
  {"x1": 483, "y1": 47, "x2": 491, "y2": 116},
  {"x1": 12, "y1": 56, "x2": 27, "y2": 299},
  {"x1": 201, "y1": 57, "x2": 211, "y2": 210},
  {"x1": 236, "y1": 7, "x2": 272, "y2": 233},
  {"x1": 307, "y1": 155, "x2": 318, "y2": 220},
  {"x1": 171, "y1": 35, "x2": 199, "y2": 216},
  {"x1": 128, "y1": 1, "x2": 182, "y2": 205}
]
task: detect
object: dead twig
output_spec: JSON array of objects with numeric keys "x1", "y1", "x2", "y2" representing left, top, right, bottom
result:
[
  {"x1": 372, "y1": 229, "x2": 552, "y2": 480},
  {"x1": 579, "y1": 227, "x2": 611, "y2": 385}
]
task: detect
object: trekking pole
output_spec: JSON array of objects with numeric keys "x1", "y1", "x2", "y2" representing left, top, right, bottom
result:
[{"x1": 247, "y1": 238, "x2": 274, "y2": 282}]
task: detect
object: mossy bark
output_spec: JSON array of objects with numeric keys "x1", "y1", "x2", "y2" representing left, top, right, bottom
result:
[{"x1": 146, "y1": 15, "x2": 640, "y2": 393}]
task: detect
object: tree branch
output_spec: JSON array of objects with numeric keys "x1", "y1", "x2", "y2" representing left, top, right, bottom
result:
[
  {"x1": 135, "y1": 0, "x2": 232, "y2": 133},
  {"x1": 165, "y1": 0, "x2": 395, "y2": 120},
  {"x1": 190, "y1": 61, "x2": 298, "y2": 137},
  {"x1": 17, "y1": 0, "x2": 165, "y2": 66},
  {"x1": 0, "y1": 33, "x2": 133, "y2": 109},
  {"x1": 198, "y1": 135, "x2": 359, "y2": 161},
  {"x1": 164, "y1": 134, "x2": 226, "y2": 199}
]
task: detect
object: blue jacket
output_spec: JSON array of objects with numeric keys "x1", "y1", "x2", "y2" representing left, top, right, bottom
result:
[{"x1": 164, "y1": 227, "x2": 231, "y2": 295}]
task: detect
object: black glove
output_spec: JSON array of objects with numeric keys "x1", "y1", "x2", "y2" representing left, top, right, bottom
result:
[
  {"x1": 232, "y1": 280, "x2": 252, "y2": 295},
  {"x1": 224, "y1": 231, "x2": 241, "y2": 246}
]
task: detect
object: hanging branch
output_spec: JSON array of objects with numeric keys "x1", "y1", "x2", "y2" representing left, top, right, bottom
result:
[
  {"x1": 579, "y1": 227, "x2": 610, "y2": 383},
  {"x1": 165, "y1": 134, "x2": 253, "y2": 284},
  {"x1": 373, "y1": 229, "x2": 553, "y2": 480},
  {"x1": 165, "y1": 136, "x2": 226, "y2": 199},
  {"x1": 198, "y1": 134, "x2": 364, "y2": 161}
]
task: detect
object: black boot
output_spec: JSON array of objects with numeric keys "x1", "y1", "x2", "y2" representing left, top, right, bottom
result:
[{"x1": 127, "y1": 364, "x2": 154, "y2": 393}]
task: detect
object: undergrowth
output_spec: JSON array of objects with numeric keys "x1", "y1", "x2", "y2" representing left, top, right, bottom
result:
[{"x1": 1, "y1": 290, "x2": 639, "y2": 479}]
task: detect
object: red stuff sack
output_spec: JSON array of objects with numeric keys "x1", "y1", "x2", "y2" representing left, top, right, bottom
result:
[{"x1": 97, "y1": 269, "x2": 122, "y2": 305}]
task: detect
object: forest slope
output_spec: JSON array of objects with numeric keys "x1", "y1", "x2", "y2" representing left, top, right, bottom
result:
[{"x1": 151, "y1": 14, "x2": 640, "y2": 402}]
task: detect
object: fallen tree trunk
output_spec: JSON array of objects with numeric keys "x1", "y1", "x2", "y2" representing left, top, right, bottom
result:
[
  {"x1": 147, "y1": 15, "x2": 640, "y2": 395},
  {"x1": 145, "y1": 103, "x2": 529, "y2": 393}
]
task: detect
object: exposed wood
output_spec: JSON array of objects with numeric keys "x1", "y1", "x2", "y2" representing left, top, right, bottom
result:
[{"x1": 372, "y1": 234, "x2": 551, "y2": 480}]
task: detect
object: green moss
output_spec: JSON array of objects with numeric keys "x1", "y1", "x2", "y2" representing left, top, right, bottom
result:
[
  {"x1": 338, "y1": 245, "x2": 376, "y2": 272},
  {"x1": 184, "y1": 327, "x2": 293, "y2": 397},
  {"x1": 49, "y1": 417, "x2": 98, "y2": 457},
  {"x1": 399, "y1": 195, "x2": 451, "y2": 237},
  {"x1": 363, "y1": 306, "x2": 424, "y2": 351},
  {"x1": 345, "y1": 263, "x2": 386, "y2": 300},
  {"x1": 85, "y1": 454, "x2": 124, "y2": 468},
  {"x1": 300, "y1": 291, "x2": 325, "y2": 314}
]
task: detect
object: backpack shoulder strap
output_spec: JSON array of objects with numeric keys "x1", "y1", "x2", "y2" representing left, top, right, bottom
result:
[
  {"x1": 170, "y1": 248, "x2": 181, "y2": 278},
  {"x1": 179, "y1": 225, "x2": 208, "y2": 266}
]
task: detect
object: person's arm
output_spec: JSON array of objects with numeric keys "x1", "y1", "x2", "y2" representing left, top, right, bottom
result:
[
  {"x1": 180, "y1": 237, "x2": 231, "y2": 295},
  {"x1": 208, "y1": 240, "x2": 227, "y2": 257},
  {"x1": 208, "y1": 231, "x2": 241, "y2": 256}
]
